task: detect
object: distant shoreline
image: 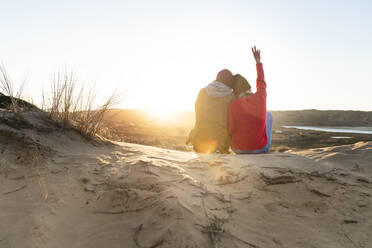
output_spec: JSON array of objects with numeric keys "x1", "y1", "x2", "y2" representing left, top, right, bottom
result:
[{"x1": 282, "y1": 126, "x2": 372, "y2": 135}]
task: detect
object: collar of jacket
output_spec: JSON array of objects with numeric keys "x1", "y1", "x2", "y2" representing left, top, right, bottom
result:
[{"x1": 205, "y1": 81, "x2": 233, "y2": 98}]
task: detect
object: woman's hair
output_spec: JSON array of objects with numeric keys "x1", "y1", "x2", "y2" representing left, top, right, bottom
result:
[{"x1": 233, "y1": 74, "x2": 251, "y2": 97}]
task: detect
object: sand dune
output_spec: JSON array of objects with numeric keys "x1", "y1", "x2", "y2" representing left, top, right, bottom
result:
[{"x1": 1, "y1": 110, "x2": 371, "y2": 248}]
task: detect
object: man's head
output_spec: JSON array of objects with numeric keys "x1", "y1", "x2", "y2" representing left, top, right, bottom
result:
[
  {"x1": 216, "y1": 69, "x2": 234, "y2": 88},
  {"x1": 233, "y1": 74, "x2": 251, "y2": 97}
]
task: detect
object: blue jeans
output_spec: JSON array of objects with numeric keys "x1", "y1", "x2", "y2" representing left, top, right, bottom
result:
[{"x1": 232, "y1": 112, "x2": 273, "y2": 154}]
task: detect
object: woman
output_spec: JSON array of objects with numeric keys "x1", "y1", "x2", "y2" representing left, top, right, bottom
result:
[{"x1": 228, "y1": 46, "x2": 273, "y2": 154}]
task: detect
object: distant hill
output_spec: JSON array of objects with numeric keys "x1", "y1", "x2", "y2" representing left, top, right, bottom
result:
[
  {"x1": 103, "y1": 109, "x2": 195, "y2": 128},
  {"x1": 103, "y1": 109, "x2": 372, "y2": 127},
  {"x1": 271, "y1": 110, "x2": 372, "y2": 127}
]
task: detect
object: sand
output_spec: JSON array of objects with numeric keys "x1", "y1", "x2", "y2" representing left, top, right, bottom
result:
[{"x1": 1, "y1": 110, "x2": 371, "y2": 248}]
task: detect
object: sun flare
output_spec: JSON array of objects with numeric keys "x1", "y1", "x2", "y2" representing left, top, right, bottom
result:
[{"x1": 146, "y1": 107, "x2": 179, "y2": 120}]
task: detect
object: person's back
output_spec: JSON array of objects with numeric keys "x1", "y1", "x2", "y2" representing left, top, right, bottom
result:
[
  {"x1": 228, "y1": 46, "x2": 273, "y2": 153},
  {"x1": 228, "y1": 78, "x2": 267, "y2": 150},
  {"x1": 188, "y1": 70, "x2": 235, "y2": 153}
]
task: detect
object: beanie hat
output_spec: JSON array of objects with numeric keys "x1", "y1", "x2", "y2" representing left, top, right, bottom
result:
[{"x1": 216, "y1": 69, "x2": 234, "y2": 88}]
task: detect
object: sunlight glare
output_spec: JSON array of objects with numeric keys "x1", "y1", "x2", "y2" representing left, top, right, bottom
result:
[{"x1": 146, "y1": 106, "x2": 179, "y2": 120}]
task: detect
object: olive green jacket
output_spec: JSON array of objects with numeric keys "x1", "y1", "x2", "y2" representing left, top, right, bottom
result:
[{"x1": 189, "y1": 88, "x2": 235, "y2": 153}]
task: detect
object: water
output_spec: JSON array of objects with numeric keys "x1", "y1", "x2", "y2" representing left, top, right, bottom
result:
[{"x1": 282, "y1": 126, "x2": 372, "y2": 135}]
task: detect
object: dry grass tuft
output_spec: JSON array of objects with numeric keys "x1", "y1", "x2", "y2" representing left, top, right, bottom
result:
[
  {"x1": 0, "y1": 64, "x2": 27, "y2": 113},
  {"x1": 1, "y1": 64, "x2": 121, "y2": 140},
  {"x1": 43, "y1": 71, "x2": 121, "y2": 139}
]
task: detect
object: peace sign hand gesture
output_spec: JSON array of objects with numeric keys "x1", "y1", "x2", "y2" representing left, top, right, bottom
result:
[{"x1": 251, "y1": 46, "x2": 261, "y2": 64}]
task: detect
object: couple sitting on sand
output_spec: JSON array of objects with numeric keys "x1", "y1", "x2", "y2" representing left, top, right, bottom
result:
[{"x1": 188, "y1": 46, "x2": 273, "y2": 154}]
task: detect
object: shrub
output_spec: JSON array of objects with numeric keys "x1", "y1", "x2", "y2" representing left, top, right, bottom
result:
[
  {"x1": 1, "y1": 64, "x2": 121, "y2": 139},
  {"x1": 0, "y1": 65, "x2": 28, "y2": 113},
  {"x1": 43, "y1": 71, "x2": 121, "y2": 139}
]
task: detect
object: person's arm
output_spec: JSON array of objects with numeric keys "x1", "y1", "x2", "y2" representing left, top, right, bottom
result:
[
  {"x1": 252, "y1": 46, "x2": 266, "y2": 98},
  {"x1": 228, "y1": 103, "x2": 235, "y2": 135}
]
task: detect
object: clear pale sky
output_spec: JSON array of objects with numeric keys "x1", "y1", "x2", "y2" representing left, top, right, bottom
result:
[{"x1": 1, "y1": 0, "x2": 371, "y2": 111}]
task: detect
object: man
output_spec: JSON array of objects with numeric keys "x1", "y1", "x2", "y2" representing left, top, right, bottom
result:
[
  {"x1": 228, "y1": 46, "x2": 273, "y2": 153},
  {"x1": 188, "y1": 69, "x2": 236, "y2": 153}
]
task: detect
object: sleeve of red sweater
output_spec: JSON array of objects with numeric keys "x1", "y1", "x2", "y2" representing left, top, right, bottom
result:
[
  {"x1": 255, "y1": 63, "x2": 267, "y2": 99},
  {"x1": 228, "y1": 102, "x2": 235, "y2": 135}
]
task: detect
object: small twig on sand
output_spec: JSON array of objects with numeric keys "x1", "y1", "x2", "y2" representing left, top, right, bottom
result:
[
  {"x1": 92, "y1": 209, "x2": 129, "y2": 214},
  {"x1": 3, "y1": 185, "x2": 27, "y2": 195},
  {"x1": 133, "y1": 224, "x2": 164, "y2": 248},
  {"x1": 344, "y1": 219, "x2": 358, "y2": 224},
  {"x1": 310, "y1": 189, "x2": 331, "y2": 197},
  {"x1": 202, "y1": 198, "x2": 218, "y2": 248}
]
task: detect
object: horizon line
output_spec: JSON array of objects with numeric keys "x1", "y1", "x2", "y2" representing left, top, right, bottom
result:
[{"x1": 112, "y1": 108, "x2": 372, "y2": 112}]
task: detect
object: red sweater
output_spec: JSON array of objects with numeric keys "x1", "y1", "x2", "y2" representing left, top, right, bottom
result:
[{"x1": 228, "y1": 63, "x2": 267, "y2": 151}]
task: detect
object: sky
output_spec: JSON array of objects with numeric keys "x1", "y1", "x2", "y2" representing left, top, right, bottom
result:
[{"x1": 1, "y1": 0, "x2": 372, "y2": 112}]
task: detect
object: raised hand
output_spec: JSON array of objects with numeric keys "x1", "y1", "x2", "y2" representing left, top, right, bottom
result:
[{"x1": 251, "y1": 46, "x2": 261, "y2": 64}]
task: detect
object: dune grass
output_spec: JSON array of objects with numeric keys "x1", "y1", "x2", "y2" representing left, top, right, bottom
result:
[
  {"x1": 0, "y1": 64, "x2": 27, "y2": 113},
  {"x1": 1, "y1": 65, "x2": 121, "y2": 139},
  {"x1": 42, "y1": 71, "x2": 121, "y2": 139}
]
